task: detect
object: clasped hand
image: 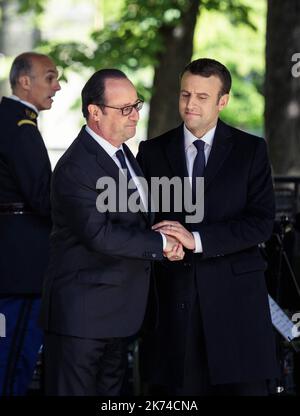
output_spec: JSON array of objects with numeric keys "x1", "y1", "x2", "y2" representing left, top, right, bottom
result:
[
  {"x1": 162, "y1": 234, "x2": 185, "y2": 261},
  {"x1": 154, "y1": 220, "x2": 196, "y2": 262}
]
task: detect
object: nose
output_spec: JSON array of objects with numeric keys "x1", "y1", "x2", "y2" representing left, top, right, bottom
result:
[
  {"x1": 186, "y1": 95, "x2": 197, "y2": 110},
  {"x1": 54, "y1": 79, "x2": 61, "y2": 92}
]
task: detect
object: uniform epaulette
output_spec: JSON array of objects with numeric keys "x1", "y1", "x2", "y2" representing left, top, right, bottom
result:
[
  {"x1": 17, "y1": 119, "x2": 37, "y2": 127},
  {"x1": 25, "y1": 109, "x2": 37, "y2": 120}
]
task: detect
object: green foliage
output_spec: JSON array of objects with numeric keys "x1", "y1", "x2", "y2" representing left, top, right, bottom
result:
[
  {"x1": 194, "y1": 0, "x2": 266, "y2": 133},
  {"x1": 16, "y1": 0, "x2": 45, "y2": 14},
  {"x1": 39, "y1": 0, "x2": 257, "y2": 105},
  {"x1": 202, "y1": 0, "x2": 256, "y2": 30},
  {"x1": 42, "y1": 0, "x2": 193, "y2": 71},
  {"x1": 221, "y1": 64, "x2": 264, "y2": 132}
]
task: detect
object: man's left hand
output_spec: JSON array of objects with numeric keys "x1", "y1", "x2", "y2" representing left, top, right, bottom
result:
[{"x1": 153, "y1": 221, "x2": 196, "y2": 250}]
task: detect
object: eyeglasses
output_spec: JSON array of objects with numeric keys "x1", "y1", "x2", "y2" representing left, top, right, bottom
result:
[{"x1": 101, "y1": 100, "x2": 144, "y2": 116}]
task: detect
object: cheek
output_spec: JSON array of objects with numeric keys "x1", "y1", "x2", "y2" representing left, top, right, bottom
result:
[{"x1": 179, "y1": 102, "x2": 186, "y2": 113}]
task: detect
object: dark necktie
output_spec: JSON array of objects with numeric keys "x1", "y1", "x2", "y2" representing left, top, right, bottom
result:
[
  {"x1": 115, "y1": 149, "x2": 134, "y2": 183},
  {"x1": 115, "y1": 148, "x2": 145, "y2": 214},
  {"x1": 192, "y1": 140, "x2": 205, "y2": 202}
]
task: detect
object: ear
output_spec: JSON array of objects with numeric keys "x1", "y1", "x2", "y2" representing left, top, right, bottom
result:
[
  {"x1": 18, "y1": 75, "x2": 32, "y2": 91},
  {"x1": 218, "y1": 94, "x2": 229, "y2": 111},
  {"x1": 87, "y1": 104, "x2": 102, "y2": 121}
]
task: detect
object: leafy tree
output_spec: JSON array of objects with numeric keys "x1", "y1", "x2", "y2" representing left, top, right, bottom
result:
[
  {"x1": 40, "y1": 0, "x2": 255, "y2": 138},
  {"x1": 265, "y1": 0, "x2": 300, "y2": 174},
  {"x1": 194, "y1": 2, "x2": 265, "y2": 134}
]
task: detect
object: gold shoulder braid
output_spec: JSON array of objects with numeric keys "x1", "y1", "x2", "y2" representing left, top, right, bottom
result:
[{"x1": 17, "y1": 119, "x2": 37, "y2": 127}]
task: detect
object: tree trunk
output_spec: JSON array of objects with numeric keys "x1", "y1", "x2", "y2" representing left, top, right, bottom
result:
[
  {"x1": 147, "y1": 0, "x2": 200, "y2": 139},
  {"x1": 265, "y1": 0, "x2": 300, "y2": 175}
]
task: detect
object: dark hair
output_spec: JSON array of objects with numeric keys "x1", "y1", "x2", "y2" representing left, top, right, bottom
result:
[
  {"x1": 81, "y1": 69, "x2": 128, "y2": 119},
  {"x1": 181, "y1": 58, "x2": 232, "y2": 97},
  {"x1": 9, "y1": 52, "x2": 49, "y2": 90}
]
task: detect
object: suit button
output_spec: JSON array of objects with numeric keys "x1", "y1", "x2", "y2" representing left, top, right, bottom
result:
[
  {"x1": 177, "y1": 303, "x2": 186, "y2": 309},
  {"x1": 152, "y1": 253, "x2": 157, "y2": 259},
  {"x1": 183, "y1": 262, "x2": 191, "y2": 267}
]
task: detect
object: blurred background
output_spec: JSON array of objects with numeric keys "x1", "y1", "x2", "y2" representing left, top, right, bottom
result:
[
  {"x1": 1, "y1": 0, "x2": 300, "y2": 395},
  {"x1": 0, "y1": 0, "x2": 299, "y2": 173}
]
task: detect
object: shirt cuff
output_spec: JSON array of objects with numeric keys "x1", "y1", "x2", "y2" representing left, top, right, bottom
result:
[
  {"x1": 192, "y1": 231, "x2": 203, "y2": 253},
  {"x1": 160, "y1": 232, "x2": 167, "y2": 250}
]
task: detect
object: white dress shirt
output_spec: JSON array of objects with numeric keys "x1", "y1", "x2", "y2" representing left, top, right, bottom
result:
[
  {"x1": 85, "y1": 125, "x2": 167, "y2": 249},
  {"x1": 183, "y1": 124, "x2": 217, "y2": 253}
]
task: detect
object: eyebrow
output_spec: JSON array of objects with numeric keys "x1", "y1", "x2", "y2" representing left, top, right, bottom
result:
[
  {"x1": 46, "y1": 69, "x2": 59, "y2": 75},
  {"x1": 181, "y1": 90, "x2": 210, "y2": 97},
  {"x1": 120, "y1": 99, "x2": 140, "y2": 107}
]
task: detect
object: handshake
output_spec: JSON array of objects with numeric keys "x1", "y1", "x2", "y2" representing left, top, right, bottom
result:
[{"x1": 152, "y1": 220, "x2": 196, "y2": 262}]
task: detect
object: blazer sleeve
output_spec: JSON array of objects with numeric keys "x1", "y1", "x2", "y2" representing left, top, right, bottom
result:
[
  {"x1": 196, "y1": 139, "x2": 275, "y2": 258},
  {"x1": 53, "y1": 161, "x2": 163, "y2": 260},
  {"x1": 10, "y1": 123, "x2": 51, "y2": 216}
]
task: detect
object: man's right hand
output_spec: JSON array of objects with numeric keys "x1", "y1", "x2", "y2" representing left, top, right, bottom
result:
[{"x1": 163, "y1": 235, "x2": 185, "y2": 261}]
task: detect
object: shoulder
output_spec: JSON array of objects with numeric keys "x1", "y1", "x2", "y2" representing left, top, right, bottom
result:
[
  {"x1": 220, "y1": 119, "x2": 262, "y2": 141},
  {"x1": 219, "y1": 119, "x2": 266, "y2": 151},
  {"x1": 0, "y1": 97, "x2": 39, "y2": 135},
  {"x1": 54, "y1": 130, "x2": 92, "y2": 179},
  {"x1": 139, "y1": 125, "x2": 182, "y2": 152},
  {"x1": 55, "y1": 137, "x2": 82, "y2": 172}
]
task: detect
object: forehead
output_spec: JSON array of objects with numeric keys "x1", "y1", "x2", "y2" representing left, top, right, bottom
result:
[
  {"x1": 30, "y1": 56, "x2": 58, "y2": 76},
  {"x1": 180, "y1": 72, "x2": 222, "y2": 94},
  {"x1": 104, "y1": 77, "x2": 138, "y2": 104}
]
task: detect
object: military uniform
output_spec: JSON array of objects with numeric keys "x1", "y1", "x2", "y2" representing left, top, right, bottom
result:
[{"x1": 0, "y1": 97, "x2": 52, "y2": 395}]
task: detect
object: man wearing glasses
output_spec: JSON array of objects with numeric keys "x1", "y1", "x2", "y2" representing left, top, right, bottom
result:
[{"x1": 40, "y1": 69, "x2": 183, "y2": 396}]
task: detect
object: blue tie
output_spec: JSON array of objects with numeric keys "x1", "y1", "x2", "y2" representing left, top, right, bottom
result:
[
  {"x1": 192, "y1": 140, "x2": 205, "y2": 202},
  {"x1": 115, "y1": 149, "x2": 134, "y2": 183}
]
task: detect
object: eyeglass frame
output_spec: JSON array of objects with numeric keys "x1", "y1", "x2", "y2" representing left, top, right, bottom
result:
[{"x1": 99, "y1": 99, "x2": 144, "y2": 116}]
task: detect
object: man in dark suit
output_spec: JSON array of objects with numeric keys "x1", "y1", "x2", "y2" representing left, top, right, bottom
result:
[
  {"x1": 0, "y1": 52, "x2": 60, "y2": 395},
  {"x1": 40, "y1": 69, "x2": 183, "y2": 396},
  {"x1": 137, "y1": 58, "x2": 279, "y2": 395}
]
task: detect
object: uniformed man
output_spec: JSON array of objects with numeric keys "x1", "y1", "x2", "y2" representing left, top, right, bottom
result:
[{"x1": 0, "y1": 52, "x2": 60, "y2": 395}]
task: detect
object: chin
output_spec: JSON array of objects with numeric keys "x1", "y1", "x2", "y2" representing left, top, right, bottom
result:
[{"x1": 41, "y1": 104, "x2": 52, "y2": 111}]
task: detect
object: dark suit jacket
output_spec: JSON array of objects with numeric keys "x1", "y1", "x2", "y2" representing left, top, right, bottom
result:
[
  {"x1": 40, "y1": 127, "x2": 163, "y2": 339},
  {"x1": 0, "y1": 97, "x2": 52, "y2": 294},
  {"x1": 137, "y1": 120, "x2": 279, "y2": 386}
]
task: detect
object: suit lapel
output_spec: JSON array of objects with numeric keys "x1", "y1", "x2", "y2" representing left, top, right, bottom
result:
[
  {"x1": 123, "y1": 143, "x2": 150, "y2": 223},
  {"x1": 164, "y1": 124, "x2": 188, "y2": 180},
  {"x1": 80, "y1": 127, "x2": 120, "y2": 182},
  {"x1": 204, "y1": 119, "x2": 234, "y2": 192},
  {"x1": 80, "y1": 128, "x2": 149, "y2": 221}
]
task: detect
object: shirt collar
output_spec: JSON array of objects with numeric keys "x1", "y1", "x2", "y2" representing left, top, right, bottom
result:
[
  {"x1": 85, "y1": 125, "x2": 123, "y2": 157},
  {"x1": 9, "y1": 95, "x2": 39, "y2": 115},
  {"x1": 184, "y1": 124, "x2": 216, "y2": 151}
]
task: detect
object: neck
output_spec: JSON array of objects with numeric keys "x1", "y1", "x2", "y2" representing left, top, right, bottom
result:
[
  {"x1": 190, "y1": 123, "x2": 217, "y2": 139},
  {"x1": 87, "y1": 121, "x2": 124, "y2": 148}
]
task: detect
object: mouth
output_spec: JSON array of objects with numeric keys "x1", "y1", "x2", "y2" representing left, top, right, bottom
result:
[{"x1": 185, "y1": 112, "x2": 200, "y2": 116}]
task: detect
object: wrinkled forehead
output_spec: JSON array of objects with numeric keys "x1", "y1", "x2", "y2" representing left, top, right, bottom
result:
[{"x1": 180, "y1": 72, "x2": 223, "y2": 94}]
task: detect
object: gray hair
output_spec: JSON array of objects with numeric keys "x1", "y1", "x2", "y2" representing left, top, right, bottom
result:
[{"x1": 9, "y1": 52, "x2": 49, "y2": 90}]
